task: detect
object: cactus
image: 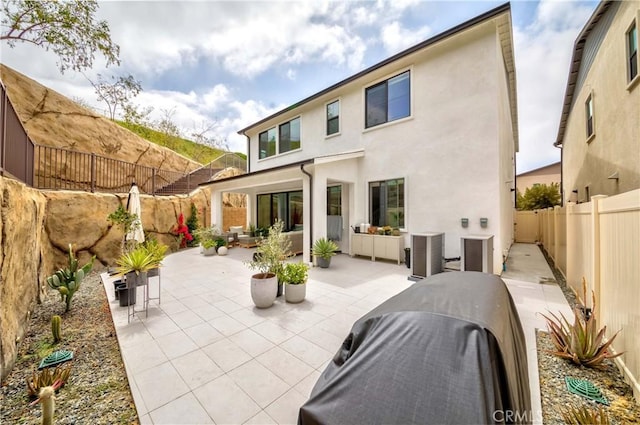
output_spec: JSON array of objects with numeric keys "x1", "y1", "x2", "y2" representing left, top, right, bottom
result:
[
  {"x1": 26, "y1": 366, "x2": 71, "y2": 397},
  {"x1": 51, "y1": 315, "x2": 61, "y2": 343},
  {"x1": 46, "y1": 244, "x2": 95, "y2": 312}
]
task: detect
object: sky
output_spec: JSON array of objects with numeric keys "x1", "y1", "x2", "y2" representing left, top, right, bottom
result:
[{"x1": 1, "y1": 0, "x2": 600, "y2": 173}]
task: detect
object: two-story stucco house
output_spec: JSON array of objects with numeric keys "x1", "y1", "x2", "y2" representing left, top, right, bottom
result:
[
  {"x1": 554, "y1": 0, "x2": 640, "y2": 203},
  {"x1": 205, "y1": 3, "x2": 518, "y2": 274}
]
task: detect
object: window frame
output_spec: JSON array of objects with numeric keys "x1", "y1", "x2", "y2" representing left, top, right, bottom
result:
[
  {"x1": 626, "y1": 19, "x2": 638, "y2": 88},
  {"x1": 368, "y1": 177, "x2": 405, "y2": 229},
  {"x1": 257, "y1": 116, "x2": 302, "y2": 160},
  {"x1": 256, "y1": 190, "x2": 303, "y2": 231},
  {"x1": 585, "y1": 93, "x2": 595, "y2": 142},
  {"x1": 278, "y1": 117, "x2": 301, "y2": 154},
  {"x1": 326, "y1": 99, "x2": 340, "y2": 137},
  {"x1": 365, "y1": 70, "x2": 411, "y2": 129}
]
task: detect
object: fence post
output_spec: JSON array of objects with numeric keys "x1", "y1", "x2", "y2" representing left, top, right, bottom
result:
[
  {"x1": 590, "y1": 195, "x2": 607, "y2": 318},
  {"x1": 90, "y1": 153, "x2": 96, "y2": 192},
  {"x1": 566, "y1": 202, "x2": 575, "y2": 293},
  {"x1": 553, "y1": 205, "x2": 560, "y2": 263},
  {"x1": 152, "y1": 168, "x2": 156, "y2": 195}
]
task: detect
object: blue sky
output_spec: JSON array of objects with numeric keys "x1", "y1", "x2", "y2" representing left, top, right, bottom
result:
[{"x1": 1, "y1": 0, "x2": 599, "y2": 173}]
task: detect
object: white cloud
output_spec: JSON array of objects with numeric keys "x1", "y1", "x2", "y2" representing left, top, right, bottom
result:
[{"x1": 380, "y1": 21, "x2": 432, "y2": 54}]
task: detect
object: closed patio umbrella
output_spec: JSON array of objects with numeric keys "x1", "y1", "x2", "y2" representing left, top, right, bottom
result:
[{"x1": 126, "y1": 183, "x2": 145, "y2": 244}]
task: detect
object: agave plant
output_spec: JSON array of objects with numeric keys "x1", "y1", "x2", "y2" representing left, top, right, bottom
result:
[
  {"x1": 561, "y1": 405, "x2": 610, "y2": 425},
  {"x1": 540, "y1": 278, "x2": 622, "y2": 367}
]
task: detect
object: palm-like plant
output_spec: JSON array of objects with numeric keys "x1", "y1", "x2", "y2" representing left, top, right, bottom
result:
[{"x1": 541, "y1": 278, "x2": 623, "y2": 367}]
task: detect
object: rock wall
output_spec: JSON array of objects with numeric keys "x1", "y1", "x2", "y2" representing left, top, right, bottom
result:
[
  {"x1": 0, "y1": 178, "x2": 49, "y2": 380},
  {"x1": 0, "y1": 177, "x2": 212, "y2": 380}
]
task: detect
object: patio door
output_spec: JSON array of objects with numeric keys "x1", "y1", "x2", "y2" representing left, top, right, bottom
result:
[{"x1": 327, "y1": 185, "x2": 344, "y2": 252}]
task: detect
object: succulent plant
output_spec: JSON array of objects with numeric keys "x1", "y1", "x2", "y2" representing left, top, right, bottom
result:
[
  {"x1": 312, "y1": 237, "x2": 338, "y2": 260},
  {"x1": 46, "y1": 244, "x2": 95, "y2": 312},
  {"x1": 561, "y1": 405, "x2": 610, "y2": 425},
  {"x1": 51, "y1": 315, "x2": 61, "y2": 344},
  {"x1": 26, "y1": 366, "x2": 71, "y2": 398},
  {"x1": 541, "y1": 277, "x2": 622, "y2": 367}
]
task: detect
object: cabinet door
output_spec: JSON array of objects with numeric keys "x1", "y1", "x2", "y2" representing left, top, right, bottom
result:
[{"x1": 361, "y1": 235, "x2": 373, "y2": 256}]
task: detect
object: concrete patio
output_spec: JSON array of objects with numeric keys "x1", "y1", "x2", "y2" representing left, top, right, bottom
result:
[{"x1": 102, "y1": 242, "x2": 571, "y2": 424}]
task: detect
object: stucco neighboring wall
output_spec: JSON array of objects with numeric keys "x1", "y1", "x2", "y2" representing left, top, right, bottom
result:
[
  {"x1": 562, "y1": 2, "x2": 640, "y2": 202},
  {"x1": 516, "y1": 162, "x2": 561, "y2": 194}
]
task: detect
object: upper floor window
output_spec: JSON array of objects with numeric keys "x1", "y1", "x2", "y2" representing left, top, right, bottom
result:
[
  {"x1": 279, "y1": 117, "x2": 300, "y2": 154},
  {"x1": 585, "y1": 94, "x2": 594, "y2": 139},
  {"x1": 327, "y1": 100, "x2": 339, "y2": 135},
  {"x1": 258, "y1": 117, "x2": 301, "y2": 159},
  {"x1": 369, "y1": 178, "x2": 405, "y2": 228},
  {"x1": 627, "y1": 21, "x2": 638, "y2": 82},
  {"x1": 365, "y1": 71, "x2": 411, "y2": 128},
  {"x1": 259, "y1": 128, "x2": 276, "y2": 159}
]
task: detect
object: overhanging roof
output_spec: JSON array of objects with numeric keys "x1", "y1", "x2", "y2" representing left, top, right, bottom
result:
[
  {"x1": 554, "y1": 1, "x2": 613, "y2": 147},
  {"x1": 238, "y1": 2, "x2": 517, "y2": 147}
]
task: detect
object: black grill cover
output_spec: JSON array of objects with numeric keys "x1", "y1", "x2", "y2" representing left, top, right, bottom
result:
[{"x1": 298, "y1": 271, "x2": 531, "y2": 424}]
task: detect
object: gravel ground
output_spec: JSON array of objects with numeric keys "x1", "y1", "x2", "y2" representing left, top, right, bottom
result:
[
  {"x1": 538, "y1": 247, "x2": 640, "y2": 424},
  {"x1": 1, "y1": 272, "x2": 138, "y2": 425}
]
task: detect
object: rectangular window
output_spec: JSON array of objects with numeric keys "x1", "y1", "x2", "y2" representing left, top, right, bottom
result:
[
  {"x1": 279, "y1": 117, "x2": 300, "y2": 154},
  {"x1": 585, "y1": 94, "x2": 594, "y2": 139},
  {"x1": 256, "y1": 190, "x2": 303, "y2": 231},
  {"x1": 369, "y1": 178, "x2": 404, "y2": 228},
  {"x1": 365, "y1": 71, "x2": 410, "y2": 128},
  {"x1": 327, "y1": 185, "x2": 342, "y2": 215},
  {"x1": 259, "y1": 128, "x2": 276, "y2": 159},
  {"x1": 326, "y1": 100, "x2": 339, "y2": 135},
  {"x1": 627, "y1": 22, "x2": 638, "y2": 82}
]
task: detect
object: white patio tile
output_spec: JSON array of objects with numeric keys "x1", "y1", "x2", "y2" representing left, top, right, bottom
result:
[
  {"x1": 143, "y1": 314, "x2": 181, "y2": 339},
  {"x1": 208, "y1": 314, "x2": 247, "y2": 336},
  {"x1": 213, "y1": 298, "x2": 245, "y2": 314},
  {"x1": 121, "y1": 339, "x2": 169, "y2": 374},
  {"x1": 229, "y1": 328, "x2": 275, "y2": 357},
  {"x1": 293, "y1": 370, "x2": 321, "y2": 398},
  {"x1": 183, "y1": 321, "x2": 225, "y2": 347},
  {"x1": 256, "y1": 346, "x2": 315, "y2": 386},
  {"x1": 299, "y1": 326, "x2": 344, "y2": 353},
  {"x1": 230, "y1": 307, "x2": 268, "y2": 327},
  {"x1": 139, "y1": 414, "x2": 152, "y2": 425},
  {"x1": 202, "y1": 338, "x2": 252, "y2": 372},
  {"x1": 280, "y1": 335, "x2": 334, "y2": 368},
  {"x1": 193, "y1": 375, "x2": 261, "y2": 425},
  {"x1": 115, "y1": 320, "x2": 154, "y2": 348},
  {"x1": 251, "y1": 320, "x2": 296, "y2": 345},
  {"x1": 264, "y1": 388, "x2": 308, "y2": 425},
  {"x1": 158, "y1": 299, "x2": 188, "y2": 315},
  {"x1": 148, "y1": 392, "x2": 213, "y2": 424},
  {"x1": 191, "y1": 304, "x2": 226, "y2": 321},
  {"x1": 244, "y1": 410, "x2": 277, "y2": 424},
  {"x1": 228, "y1": 360, "x2": 290, "y2": 408},
  {"x1": 133, "y1": 361, "x2": 189, "y2": 412},
  {"x1": 156, "y1": 330, "x2": 199, "y2": 360},
  {"x1": 169, "y1": 309, "x2": 205, "y2": 329},
  {"x1": 171, "y1": 349, "x2": 223, "y2": 390}
]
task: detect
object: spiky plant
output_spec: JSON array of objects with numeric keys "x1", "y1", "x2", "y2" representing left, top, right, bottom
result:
[
  {"x1": 541, "y1": 278, "x2": 622, "y2": 367},
  {"x1": 51, "y1": 316, "x2": 62, "y2": 344},
  {"x1": 46, "y1": 245, "x2": 95, "y2": 312},
  {"x1": 26, "y1": 366, "x2": 71, "y2": 398},
  {"x1": 561, "y1": 405, "x2": 610, "y2": 425}
]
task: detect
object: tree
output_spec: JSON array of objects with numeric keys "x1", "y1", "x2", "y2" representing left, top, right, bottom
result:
[
  {"x1": 90, "y1": 73, "x2": 141, "y2": 120},
  {"x1": 154, "y1": 108, "x2": 181, "y2": 150},
  {"x1": 517, "y1": 183, "x2": 561, "y2": 210},
  {"x1": 1, "y1": 0, "x2": 120, "y2": 73},
  {"x1": 122, "y1": 102, "x2": 154, "y2": 127}
]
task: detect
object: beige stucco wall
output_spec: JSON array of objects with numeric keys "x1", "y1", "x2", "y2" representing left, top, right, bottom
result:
[
  {"x1": 0, "y1": 176, "x2": 213, "y2": 380},
  {"x1": 562, "y1": 2, "x2": 640, "y2": 202},
  {"x1": 516, "y1": 163, "x2": 561, "y2": 194}
]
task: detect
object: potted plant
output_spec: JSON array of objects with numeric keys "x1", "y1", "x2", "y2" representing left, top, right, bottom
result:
[
  {"x1": 245, "y1": 220, "x2": 291, "y2": 308},
  {"x1": 142, "y1": 237, "x2": 168, "y2": 276},
  {"x1": 201, "y1": 238, "x2": 217, "y2": 256},
  {"x1": 312, "y1": 237, "x2": 338, "y2": 268},
  {"x1": 195, "y1": 226, "x2": 221, "y2": 256},
  {"x1": 115, "y1": 246, "x2": 155, "y2": 306},
  {"x1": 282, "y1": 262, "x2": 309, "y2": 303}
]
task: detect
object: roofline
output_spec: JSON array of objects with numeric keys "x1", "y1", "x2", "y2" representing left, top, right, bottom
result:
[
  {"x1": 554, "y1": 0, "x2": 613, "y2": 147},
  {"x1": 516, "y1": 161, "x2": 561, "y2": 177},
  {"x1": 199, "y1": 158, "x2": 314, "y2": 186},
  {"x1": 238, "y1": 2, "x2": 512, "y2": 135}
]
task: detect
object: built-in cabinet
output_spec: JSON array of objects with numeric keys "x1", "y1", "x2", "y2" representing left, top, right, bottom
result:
[{"x1": 351, "y1": 234, "x2": 404, "y2": 265}]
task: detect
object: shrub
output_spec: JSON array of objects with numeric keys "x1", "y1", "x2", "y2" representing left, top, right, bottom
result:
[{"x1": 541, "y1": 278, "x2": 623, "y2": 367}]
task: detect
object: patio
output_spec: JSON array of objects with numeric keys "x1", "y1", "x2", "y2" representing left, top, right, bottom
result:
[{"x1": 102, "y1": 243, "x2": 570, "y2": 424}]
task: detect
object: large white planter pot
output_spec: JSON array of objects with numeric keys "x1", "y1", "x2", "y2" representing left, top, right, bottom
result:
[
  {"x1": 251, "y1": 274, "x2": 277, "y2": 308},
  {"x1": 285, "y1": 283, "x2": 306, "y2": 303}
]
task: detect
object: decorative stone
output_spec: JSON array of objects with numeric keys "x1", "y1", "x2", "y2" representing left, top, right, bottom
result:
[{"x1": 217, "y1": 246, "x2": 228, "y2": 256}]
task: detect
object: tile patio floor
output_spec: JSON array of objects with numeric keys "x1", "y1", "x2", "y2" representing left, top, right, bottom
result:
[{"x1": 102, "y1": 243, "x2": 571, "y2": 425}]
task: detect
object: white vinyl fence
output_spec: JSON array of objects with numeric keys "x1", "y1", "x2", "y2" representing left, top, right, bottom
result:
[{"x1": 533, "y1": 190, "x2": 640, "y2": 400}]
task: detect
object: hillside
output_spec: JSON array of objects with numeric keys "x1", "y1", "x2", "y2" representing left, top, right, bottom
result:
[{"x1": 0, "y1": 64, "x2": 200, "y2": 175}]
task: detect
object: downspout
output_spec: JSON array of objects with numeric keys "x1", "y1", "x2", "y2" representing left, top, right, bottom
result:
[
  {"x1": 300, "y1": 163, "x2": 313, "y2": 255},
  {"x1": 243, "y1": 132, "x2": 251, "y2": 173}
]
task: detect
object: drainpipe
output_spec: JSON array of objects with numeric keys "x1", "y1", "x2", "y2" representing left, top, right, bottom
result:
[
  {"x1": 300, "y1": 163, "x2": 313, "y2": 255},
  {"x1": 243, "y1": 133, "x2": 251, "y2": 173}
]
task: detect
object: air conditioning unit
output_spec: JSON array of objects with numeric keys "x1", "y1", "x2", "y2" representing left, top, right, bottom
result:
[
  {"x1": 411, "y1": 232, "x2": 444, "y2": 279},
  {"x1": 460, "y1": 235, "x2": 494, "y2": 273}
]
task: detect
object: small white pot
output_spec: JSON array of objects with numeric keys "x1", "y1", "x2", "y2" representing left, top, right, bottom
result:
[
  {"x1": 203, "y1": 246, "x2": 217, "y2": 256},
  {"x1": 285, "y1": 283, "x2": 306, "y2": 303},
  {"x1": 251, "y1": 274, "x2": 278, "y2": 308}
]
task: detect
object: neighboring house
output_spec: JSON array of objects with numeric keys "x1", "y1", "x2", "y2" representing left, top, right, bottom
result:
[
  {"x1": 204, "y1": 4, "x2": 518, "y2": 274},
  {"x1": 554, "y1": 1, "x2": 640, "y2": 204},
  {"x1": 516, "y1": 162, "x2": 561, "y2": 194}
]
